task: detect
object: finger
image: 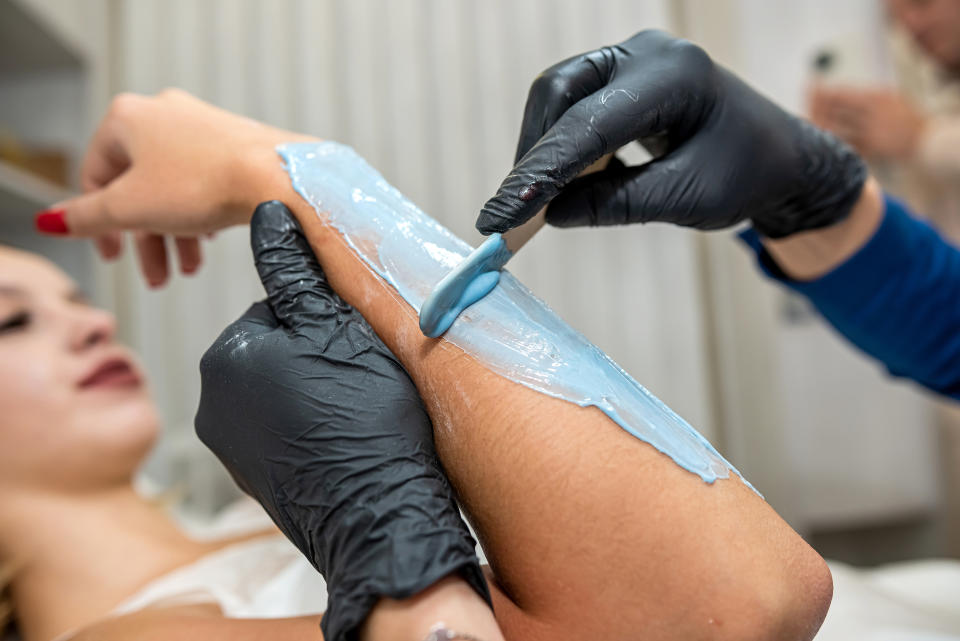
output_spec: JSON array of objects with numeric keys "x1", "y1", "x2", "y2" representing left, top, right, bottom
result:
[
  {"x1": 44, "y1": 173, "x2": 137, "y2": 237},
  {"x1": 94, "y1": 233, "x2": 124, "y2": 260},
  {"x1": 174, "y1": 237, "x2": 203, "y2": 275},
  {"x1": 195, "y1": 300, "x2": 279, "y2": 455},
  {"x1": 544, "y1": 155, "x2": 708, "y2": 229},
  {"x1": 199, "y1": 301, "x2": 280, "y2": 373},
  {"x1": 476, "y1": 87, "x2": 658, "y2": 234},
  {"x1": 513, "y1": 47, "x2": 615, "y2": 162},
  {"x1": 134, "y1": 232, "x2": 169, "y2": 288},
  {"x1": 236, "y1": 300, "x2": 280, "y2": 330},
  {"x1": 824, "y1": 92, "x2": 870, "y2": 116},
  {"x1": 80, "y1": 105, "x2": 132, "y2": 192},
  {"x1": 249, "y1": 200, "x2": 343, "y2": 327}
]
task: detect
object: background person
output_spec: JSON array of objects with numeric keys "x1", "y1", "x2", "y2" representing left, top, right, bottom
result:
[{"x1": 809, "y1": 0, "x2": 960, "y2": 241}]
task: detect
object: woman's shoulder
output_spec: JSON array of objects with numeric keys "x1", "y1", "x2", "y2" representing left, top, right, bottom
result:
[{"x1": 67, "y1": 604, "x2": 322, "y2": 641}]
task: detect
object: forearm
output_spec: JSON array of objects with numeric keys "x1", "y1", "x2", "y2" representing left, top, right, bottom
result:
[
  {"x1": 240, "y1": 143, "x2": 832, "y2": 641},
  {"x1": 762, "y1": 177, "x2": 883, "y2": 281},
  {"x1": 746, "y1": 178, "x2": 960, "y2": 399}
]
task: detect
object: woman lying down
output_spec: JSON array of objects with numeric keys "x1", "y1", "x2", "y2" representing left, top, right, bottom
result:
[
  {"x1": 2, "y1": 97, "x2": 830, "y2": 641},
  {"x1": 5, "y1": 207, "x2": 960, "y2": 641},
  {"x1": 0, "y1": 207, "x2": 827, "y2": 641}
]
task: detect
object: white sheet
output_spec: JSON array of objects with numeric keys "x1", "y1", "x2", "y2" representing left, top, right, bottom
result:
[
  {"x1": 7, "y1": 498, "x2": 957, "y2": 639},
  {"x1": 816, "y1": 559, "x2": 960, "y2": 640}
]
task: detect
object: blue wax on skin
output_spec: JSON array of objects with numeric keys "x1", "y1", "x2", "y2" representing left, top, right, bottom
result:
[
  {"x1": 419, "y1": 233, "x2": 512, "y2": 338},
  {"x1": 278, "y1": 141, "x2": 755, "y2": 490}
]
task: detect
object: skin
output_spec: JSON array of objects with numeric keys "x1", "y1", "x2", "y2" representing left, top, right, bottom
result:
[
  {"x1": 0, "y1": 249, "x2": 501, "y2": 641},
  {"x1": 46, "y1": 91, "x2": 847, "y2": 640},
  {"x1": 887, "y1": 0, "x2": 960, "y2": 71},
  {"x1": 0, "y1": 248, "x2": 155, "y2": 495},
  {"x1": 807, "y1": 0, "x2": 960, "y2": 162},
  {"x1": 0, "y1": 248, "x2": 333, "y2": 641},
  {"x1": 244, "y1": 144, "x2": 833, "y2": 641},
  {"x1": 764, "y1": 178, "x2": 884, "y2": 281},
  {"x1": 808, "y1": 87, "x2": 928, "y2": 161},
  {"x1": 15, "y1": 92, "x2": 503, "y2": 641}
]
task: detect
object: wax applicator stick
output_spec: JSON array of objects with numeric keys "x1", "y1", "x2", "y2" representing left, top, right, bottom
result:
[{"x1": 418, "y1": 155, "x2": 611, "y2": 338}]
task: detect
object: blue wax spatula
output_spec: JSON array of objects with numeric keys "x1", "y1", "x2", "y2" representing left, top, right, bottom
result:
[{"x1": 419, "y1": 155, "x2": 610, "y2": 338}]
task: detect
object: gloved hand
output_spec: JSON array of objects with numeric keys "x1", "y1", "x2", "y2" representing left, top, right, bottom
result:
[
  {"x1": 475, "y1": 30, "x2": 867, "y2": 239},
  {"x1": 195, "y1": 201, "x2": 490, "y2": 641}
]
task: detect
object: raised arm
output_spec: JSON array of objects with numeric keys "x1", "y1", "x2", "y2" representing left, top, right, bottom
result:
[
  {"x1": 233, "y1": 141, "x2": 833, "y2": 641},
  {"x1": 744, "y1": 178, "x2": 960, "y2": 400}
]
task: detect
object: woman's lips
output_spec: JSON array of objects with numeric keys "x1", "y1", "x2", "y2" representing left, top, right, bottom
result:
[{"x1": 79, "y1": 358, "x2": 142, "y2": 389}]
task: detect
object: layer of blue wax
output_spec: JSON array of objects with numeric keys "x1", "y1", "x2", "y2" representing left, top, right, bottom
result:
[{"x1": 278, "y1": 141, "x2": 753, "y2": 488}]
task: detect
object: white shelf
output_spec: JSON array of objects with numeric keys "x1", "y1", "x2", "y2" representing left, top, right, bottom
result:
[{"x1": 0, "y1": 158, "x2": 73, "y2": 223}]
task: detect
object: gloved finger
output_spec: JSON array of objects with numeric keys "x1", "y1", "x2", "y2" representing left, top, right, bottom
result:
[
  {"x1": 478, "y1": 32, "x2": 720, "y2": 235},
  {"x1": 174, "y1": 236, "x2": 202, "y2": 275},
  {"x1": 249, "y1": 200, "x2": 344, "y2": 328},
  {"x1": 545, "y1": 153, "x2": 710, "y2": 228},
  {"x1": 513, "y1": 47, "x2": 615, "y2": 162},
  {"x1": 476, "y1": 87, "x2": 666, "y2": 234},
  {"x1": 134, "y1": 231, "x2": 169, "y2": 288},
  {"x1": 195, "y1": 300, "x2": 280, "y2": 490},
  {"x1": 234, "y1": 299, "x2": 281, "y2": 331}
]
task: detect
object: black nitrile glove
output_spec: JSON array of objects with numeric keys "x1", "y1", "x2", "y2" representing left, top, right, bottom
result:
[
  {"x1": 195, "y1": 201, "x2": 491, "y2": 641},
  {"x1": 476, "y1": 30, "x2": 867, "y2": 239}
]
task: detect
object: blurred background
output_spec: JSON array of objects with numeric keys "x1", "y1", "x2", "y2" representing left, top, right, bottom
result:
[{"x1": 1, "y1": 0, "x2": 957, "y2": 566}]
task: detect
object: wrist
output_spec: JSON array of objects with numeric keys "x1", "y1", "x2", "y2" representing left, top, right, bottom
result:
[
  {"x1": 762, "y1": 176, "x2": 883, "y2": 281},
  {"x1": 360, "y1": 575, "x2": 502, "y2": 641},
  {"x1": 227, "y1": 131, "x2": 320, "y2": 224}
]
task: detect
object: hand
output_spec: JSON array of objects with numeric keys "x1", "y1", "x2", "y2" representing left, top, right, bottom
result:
[
  {"x1": 39, "y1": 89, "x2": 314, "y2": 286},
  {"x1": 195, "y1": 201, "x2": 490, "y2": 641},
  {"x1": 808, "y1": 85, "x2": 927, "y2": 160},
  {"x1": 475, "y1": 30, "x2": 867, "y2": 239}
]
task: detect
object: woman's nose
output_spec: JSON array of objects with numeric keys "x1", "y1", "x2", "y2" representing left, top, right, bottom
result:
[{"x1": 69, "y1": 305, "x2": 118, "y2": 351}]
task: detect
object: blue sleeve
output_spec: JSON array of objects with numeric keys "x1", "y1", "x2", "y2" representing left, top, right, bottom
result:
[{"x1": 739, "y1": 195, "x2": 960, "y2": 400}]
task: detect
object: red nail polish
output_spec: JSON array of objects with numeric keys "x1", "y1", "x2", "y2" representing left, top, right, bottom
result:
[{"x1": 35, "y1": 209, "x2": 68, "y2": 235}]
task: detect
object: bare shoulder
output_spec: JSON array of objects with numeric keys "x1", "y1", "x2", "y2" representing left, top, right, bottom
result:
[{"x1": 68, "y1": 604, "x2": 324, "y2": 641}]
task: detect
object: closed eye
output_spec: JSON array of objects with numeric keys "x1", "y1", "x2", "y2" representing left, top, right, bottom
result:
[{"x1": 0, "y1": 311, "x2": 31, "y2": 334}]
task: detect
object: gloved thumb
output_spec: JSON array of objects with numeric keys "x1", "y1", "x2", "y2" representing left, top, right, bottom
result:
[{"x1": 249, "y1": 200, "x2": 343, "y2": 328}]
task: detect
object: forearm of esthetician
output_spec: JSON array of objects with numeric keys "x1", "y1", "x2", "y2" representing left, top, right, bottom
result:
[{"x1": 761, "y1": 176, "x2": 883, "y2": 281}]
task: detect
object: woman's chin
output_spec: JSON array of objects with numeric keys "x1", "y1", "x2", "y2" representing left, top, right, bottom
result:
[{"x1": 79, "y1": 393, "x2": 161, "y2": 459}]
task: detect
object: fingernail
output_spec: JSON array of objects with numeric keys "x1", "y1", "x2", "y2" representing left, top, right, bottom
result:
[{"x1": 35, "y1": 209, "x2": 68, "y2": 235}]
